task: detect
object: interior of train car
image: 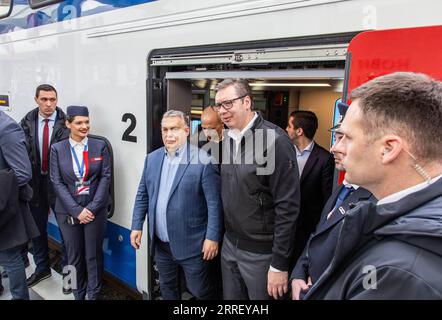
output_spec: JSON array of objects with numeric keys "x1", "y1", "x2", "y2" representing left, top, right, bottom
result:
[{"x1": 146, "y1": 37, "x2": 353, "y2": 153}]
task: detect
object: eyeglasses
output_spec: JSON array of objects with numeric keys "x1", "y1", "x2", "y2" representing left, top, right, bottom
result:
[{"x1": 213, "y1": 95, "x2": 247, "y2": 111}]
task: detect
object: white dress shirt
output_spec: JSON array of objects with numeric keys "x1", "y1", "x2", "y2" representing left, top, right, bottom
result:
[
  {"x1": 343, "y1": 179, "x2": 359, "y2": 190},
  {"x1": 227, "y1": 112, "x2": 258, "y2": 155},
  {"x1": 377, "y1": 173, "x2": 442, "y2": 205},
  {"x1": 69, "y1": 137, "x2": 88, "y2": 180}
]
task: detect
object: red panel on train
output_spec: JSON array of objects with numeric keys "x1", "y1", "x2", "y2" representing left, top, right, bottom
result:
[
  {"x1": 347, "y1": 25, "x2": 442, "y2": 93},
  {"x1": 337, "y1": 25, "x2": 442, "y2": 184}
]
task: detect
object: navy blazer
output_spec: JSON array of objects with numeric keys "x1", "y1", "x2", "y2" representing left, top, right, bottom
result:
[
  {"x1": 131, "y1": 144, "x2": 223, "y2": 261},
  {"x1": 0, "y1": 111, "x2": 39, "y2": 251},
  {"x1": 0, "y1": 111, "x2": 32, "y2": 186},
  {"x1": 295, "y1": 143, "x2": 335, "y2": 258},
  {"x1": 50, "y1": 137, "x2": 111, "y2": 218},
  {"x1": 291, "y1": 185, "x2": 374, "y2": 284}
]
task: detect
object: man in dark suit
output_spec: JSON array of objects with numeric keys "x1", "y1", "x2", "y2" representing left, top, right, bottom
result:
[
  {"x1": 286, "y1": 111, "x2": 335, "y2": 261},
  {"x1": 20, "y1": 84, "x2": 70, "y2": 291},
  {"x1": 290, "y1": 106, "x2": 375, "y2": 300},
  {"x1": 131, "y1": 110, "x2": 223, "y2": 300},
  {"x1": 0, "y1": 110, "x2": 39, "y2": 300}
]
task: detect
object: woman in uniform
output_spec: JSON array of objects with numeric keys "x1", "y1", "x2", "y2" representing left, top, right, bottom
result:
[{"x1": 50, "y1": 106, "x2": 111, "y2": 300}]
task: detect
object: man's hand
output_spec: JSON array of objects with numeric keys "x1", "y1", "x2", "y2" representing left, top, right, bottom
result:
[
  {"x1": 78, "y1": 208, "x2": 94, "y2": 224},
  {"x1": 267, "y1": 270, "x2": 288, "y2": 299},
  {"x1": 130, "y1": 230, "x2": 143, "y2": 250},
  {"x1": 202, "y1": 239, "x2": 218, "y2": 260},
  {"x1": 291, "y1": 277, "x2": 312, "y2": 300}
]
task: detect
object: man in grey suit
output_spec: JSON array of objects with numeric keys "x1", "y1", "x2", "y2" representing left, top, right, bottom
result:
[
  {"x1": 0, "y1": 110, "x2": 39, "y2": 300},
  {"x1": 130, "y1": 110, "x2": 223, "y2": 300}
]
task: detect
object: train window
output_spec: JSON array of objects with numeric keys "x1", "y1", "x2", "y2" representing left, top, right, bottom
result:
[
  {"x1": 28, "y1": 0, "x2": 62, "y2": 10},
  {"x1": 0, "y1": 0, "x2": 12, "y2": 19}
]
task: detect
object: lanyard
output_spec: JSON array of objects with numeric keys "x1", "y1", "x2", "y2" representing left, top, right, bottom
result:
[{"x1": 70, "y1": 144, "x2": 88, "y2": 180}]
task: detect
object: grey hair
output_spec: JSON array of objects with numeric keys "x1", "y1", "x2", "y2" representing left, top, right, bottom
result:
[
  {"x1": 215, "y1": 79, "x2": 253, "y2": 101},
  {"x1": 162, "y1": 110, "x2": 190, "y2": 127}
]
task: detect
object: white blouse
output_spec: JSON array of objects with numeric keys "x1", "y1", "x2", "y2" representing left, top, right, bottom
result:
[{"x1": 69, "y1": 137, "x2": 88, "y2": 180}]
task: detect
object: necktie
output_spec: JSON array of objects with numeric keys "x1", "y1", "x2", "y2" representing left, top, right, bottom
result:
[
  {"x1": 327, "y1": 186, "x2": 355, "y2": 219},
  {"x1": 41, "y1": 119, "x2": 49, "y2": 173}
]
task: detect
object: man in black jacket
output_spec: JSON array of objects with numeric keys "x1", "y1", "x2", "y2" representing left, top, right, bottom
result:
[
  {"x1": 214, "y1": 79, "x2": 300, "y2": 300},
  {"x1": 20, "y1": 84, "x2": 69, "y2": 289},
  {"x1": 0, "y1": 110, "x2": 39, "y2": 300},
  {"x1": 286, "y1": 110, "x2": 335, "y2": 262},
  {"x1": 306, "y1": 72, "x2": 442, "y2": 299}
]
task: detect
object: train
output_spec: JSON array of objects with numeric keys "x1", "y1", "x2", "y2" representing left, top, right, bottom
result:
[{"x1": 1, "y1": 0, "x2": 441, "y2": 299}]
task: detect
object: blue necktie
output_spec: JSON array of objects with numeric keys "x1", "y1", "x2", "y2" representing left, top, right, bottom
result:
[{"x1": 327, "y1": 186, "x2": 355, "y2": 219}]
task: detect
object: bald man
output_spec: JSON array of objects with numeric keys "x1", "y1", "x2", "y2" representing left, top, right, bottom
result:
[
  {"x1": 201, "y1": 107, "x2": 224, "y2": 143},
  {"x1": 199, "y1": 107, "x2": 224, "y2": 165},
  {"x1": 200, "y1": 107, "x2": 225, "y2": 297}
]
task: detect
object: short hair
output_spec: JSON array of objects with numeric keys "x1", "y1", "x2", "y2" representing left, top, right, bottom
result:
[
  {"x1": 215, "y1": 79, "x2": 253, "y2": 105},
  {"x1": 35, "y1": 84, "x2": 57, "y2": 98},
  {"x1": 350, "y1": 72, "x2": 442, "y2": 160},
  {"x1": 289, "y1": 110, "x2": 318, "y2": 140},
  {"x1": 202, "y1": 106, "x2": 222, "y2": 123},
  {"x1": 162, "y1": 110, "x2": 189, "y2": 127}
]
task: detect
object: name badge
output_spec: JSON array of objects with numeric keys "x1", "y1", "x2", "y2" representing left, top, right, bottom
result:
[{"x1": 75, "y1": 180, "x2": 90, "y2": 195}]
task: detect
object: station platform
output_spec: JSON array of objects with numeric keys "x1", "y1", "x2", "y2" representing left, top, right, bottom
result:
[{"x1": 0, "y1": 253, "x2": 74, "y2": 300}]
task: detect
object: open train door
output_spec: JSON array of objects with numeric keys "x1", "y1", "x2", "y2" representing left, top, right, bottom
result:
[{"x1": 335, "y1": 25, "x2": 442, "y2": 183}]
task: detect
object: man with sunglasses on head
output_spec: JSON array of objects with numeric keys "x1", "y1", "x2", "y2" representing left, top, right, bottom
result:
[
  {"x1": 214, "y1": 79, "x2": 300, "y2": 300},
  {"x1": 290, "y1": 104, "x2": 375, "y2": 300}
]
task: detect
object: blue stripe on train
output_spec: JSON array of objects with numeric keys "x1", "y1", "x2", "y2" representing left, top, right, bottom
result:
[
  {"x1": 47, "y1": 219, "x2": 137, "y2": 289},
  {"x1": 0, "y1": 0, "x2": 157, "y2": 35}
]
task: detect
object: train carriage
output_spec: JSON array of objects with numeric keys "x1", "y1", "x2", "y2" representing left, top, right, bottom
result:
[{"x1": 1, "y1": 0, "x2": 441, "y2": 299}]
